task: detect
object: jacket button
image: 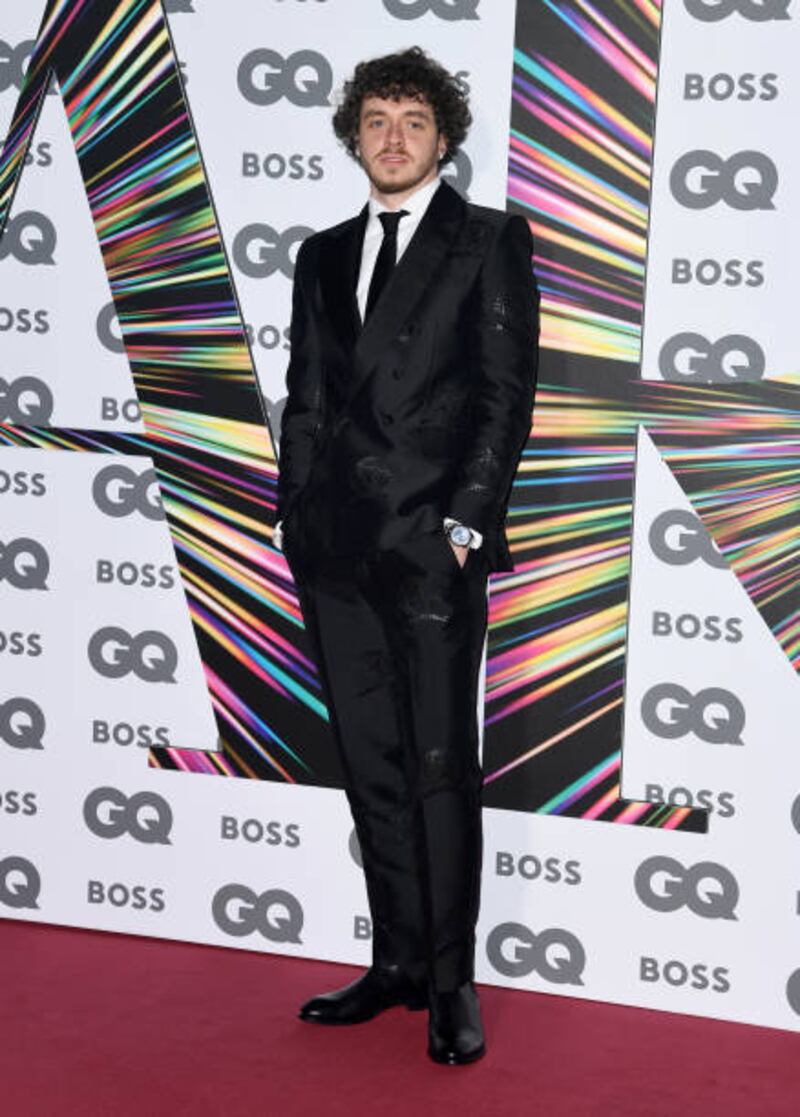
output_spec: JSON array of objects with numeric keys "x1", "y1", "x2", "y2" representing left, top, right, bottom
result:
[
  {"x1": 391, "y1": 368, "x2": 402, "y2": 380},
  {"x1": 380, "y1": 411, "x2": 394, "y2": 425}
]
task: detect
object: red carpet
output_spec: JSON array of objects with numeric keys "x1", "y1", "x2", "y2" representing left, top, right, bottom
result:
[{"x1": 0, "y1": 919, "x2": 795, "y2": 1117}]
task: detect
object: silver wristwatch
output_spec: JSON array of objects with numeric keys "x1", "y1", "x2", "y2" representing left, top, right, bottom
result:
[{"x1": 445, "y1": 521, "x2": 474, "y2": 548}]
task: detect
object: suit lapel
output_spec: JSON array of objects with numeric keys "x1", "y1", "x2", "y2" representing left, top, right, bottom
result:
[
  {"x1": 350, "y1": 181, "x2": 467, "y2": 395},
  {"x1": 319, "y1": 204, "x2": 367, "y2": 354}
]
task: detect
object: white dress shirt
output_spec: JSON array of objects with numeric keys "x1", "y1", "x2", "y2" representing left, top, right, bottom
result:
[
  {"x1": 355, "y1": 173, "x2": 442, "y2": 322},
  {"x1": 275, "y1": 174, "x2": 482, "y2": 554}
]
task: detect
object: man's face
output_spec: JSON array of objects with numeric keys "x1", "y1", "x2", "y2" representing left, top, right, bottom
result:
[{"x1": 356, "y1": 94, "x2": 447, "y2": 196}]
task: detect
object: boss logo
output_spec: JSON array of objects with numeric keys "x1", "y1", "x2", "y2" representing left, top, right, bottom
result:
[
  {"x1": 0, "y1": 630, "x2": 42, "y2": 657},
  {"x1": 641, "y1": 684, "x2": 745, "y2": 745},
  {"x1": 383, "y1": 0, "x2": 480, "y2": 19},
  {"x1": 649, "y1": 509, "x2": 726, "y2": 568},
  {"x1": 0, "y1": 470, "x2": 46, "y2": 497},
  {"x1": 495, "y1": 851, "x2": 582, "y2": 886},
  {"x1": 671, "y1": 258, "x2": 764, "y2": 288},
  {"x1": 96, "y1": 301, "x2": 125, "y2": 353},
  {"x1": 0, "y1": 790, "x2": 37, "y2": 816},
  {"x1": 441, "y1": 149, "x2": 473, "y2": 199},
  {"x1": 670, "y1": 151, "x2": 777, "y2": 211},
  {"x1": 659, "y1": 333, "x2": 765, "y2": 384},
  {"x1": 87, "y1": 627, "x2": 178, "y2": 683},
  {"x1": 0, "y1": 376, "x2": 54, "y2": 424},
  {"x1": 238, "y1": 49, "x2": 333, "y2": 108},
  {"x1": 87, "y1": 880, "x2": 165, "y2": 911},
  {"x1": 354, "y1": 915, "x2": 372, "y2": 939},
  {"x1": 242, "y1": 152, "x2": 324, "y2": 181},
  {"x1": 220, "y1": 817, "x2": 301, "y2": 846},
  {"x1": 83, "y1": 787, "x2": 173, "y2": 845},
  {"x1": 645, "y1": 784, "x2": 736, "y2": 818},
  {"x1": 244, "y1": 323, "x2": 291, "y2": 352},
  {"x1": 652, "y1": 612, "x2": 742, "y2": 643},
  {"x1": 232, "y1": 224, "x2": 313, "y2": 279},
  {"x1": 0, "y1": 40, "x2": 35, "y2": 93},
  {"x1": 485, "y1": 923, "x2": 586, "y2": 985},
  {"x1": 0, "y1": 538, "x2": 50, "y2": 590},
  {"x1": 684, "y1": 73, "x2": 778, "y2": 102},
  {"x1": 101, "y1": 397, "x2": 142, "y2": 424},
  {"x1": 0, "y1": 855, "x2": 40, "y2": 909},
  {"x1": 96, "y1": 561, "x2": 175, "y2": 590},
  {"x1": 92, "y1": 465, "x2": 164, "y2": 521},
  {"x1": 212, "y1": 885, "x2": 304, "y2": 943},
  {"x1": 0, "y1": 211, "x2": 57, "y2": 265},
  {"x1": 634, "y1": 856, "x2": 739, "y2": 920},
  {"x1": 164, "y1": 0, "x2": 195, "y2": 11},
  {"x1": 684, "y1": 0, "x2": 791, "y2": 20},
  {"x1": 0, "y1": 697, "x2": 45, "y2": 750},
  {"x1": 24, "y1": 142, "x2": 53, "y2": 169},
  {"x1": 0, "y1": 307, "x2": 50, "y2": 335},
  {"x1": 640, "y1": 956, "x2": 730, "y2": 993},
  {"x1": 92, "y1": 720, "x2": 171, "y2": 749}
]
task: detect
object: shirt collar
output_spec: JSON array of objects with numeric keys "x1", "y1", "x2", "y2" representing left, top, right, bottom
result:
[{"x1": 367, "y1": 174, "x2": 442, "y2": 223}]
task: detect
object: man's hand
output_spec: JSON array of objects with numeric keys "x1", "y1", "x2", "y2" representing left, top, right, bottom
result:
[{"x1": 448, "y1": 539, "x2": 469, "y2": 568}]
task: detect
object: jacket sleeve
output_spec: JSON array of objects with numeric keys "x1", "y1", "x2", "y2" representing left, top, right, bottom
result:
[
  {"x1": 276, "y1": 238, "x2": 324, "y2": 524},
  {"x1": 445, "y1": 214, "x2": 539, "y2": 537}
]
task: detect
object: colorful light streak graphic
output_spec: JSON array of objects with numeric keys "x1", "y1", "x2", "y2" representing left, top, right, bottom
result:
[{"x1": 3, "y1": 0, "x2": 791, "y2": 831}]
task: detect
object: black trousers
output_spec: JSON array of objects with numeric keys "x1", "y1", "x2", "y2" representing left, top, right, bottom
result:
[{"x1": 284, "y1": 523, "x2": 490, "y2": 992}]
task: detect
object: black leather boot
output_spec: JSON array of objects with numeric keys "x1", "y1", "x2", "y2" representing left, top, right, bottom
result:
[
  {"x1": 427, "y1": 981, "x2": 485, "y2": 1064},
  {"x1": 299, "y1": 964, "x2": 428, "y2": 1025}
]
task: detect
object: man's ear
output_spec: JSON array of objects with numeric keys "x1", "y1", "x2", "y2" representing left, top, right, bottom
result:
[{"x1": 438, "y1": 134, "x2": 448, "y2": 160}]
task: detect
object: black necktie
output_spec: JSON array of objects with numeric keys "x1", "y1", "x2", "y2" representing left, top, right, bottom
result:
[{"x1": 365, "y1": 209, "x2": 409, "y2": 321}]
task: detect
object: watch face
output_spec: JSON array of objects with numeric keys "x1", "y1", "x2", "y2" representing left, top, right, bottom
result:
[{"x1": 451, "y1": 524, "x2": 471, "y2": 546}]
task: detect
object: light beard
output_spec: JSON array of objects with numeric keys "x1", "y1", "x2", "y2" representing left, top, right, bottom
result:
[{"x1": 365, "y1": 156, "x2": 440, "y2": 198}]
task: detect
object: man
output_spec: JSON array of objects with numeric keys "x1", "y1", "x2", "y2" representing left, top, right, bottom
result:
[{"x1": 274, "y1": 47, "x2": 538, "y2": 1064}]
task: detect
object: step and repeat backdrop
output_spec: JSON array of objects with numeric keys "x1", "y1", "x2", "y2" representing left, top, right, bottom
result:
[{"x1": 2, "y1": 0, "x2": 800, "y2": 1034}]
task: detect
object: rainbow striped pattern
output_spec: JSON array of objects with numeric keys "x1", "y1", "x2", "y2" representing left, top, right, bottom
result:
[
  {"x1": 0, "y1": 0, "x2": 330, "y2": 783},
  {"x1": 2, "y1": 0, "x2": 790, "y2": 829}
]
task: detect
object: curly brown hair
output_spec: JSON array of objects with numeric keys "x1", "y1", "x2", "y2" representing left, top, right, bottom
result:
[{"x1": 332, "y1": 47, "x2": 471, "y2": 167}]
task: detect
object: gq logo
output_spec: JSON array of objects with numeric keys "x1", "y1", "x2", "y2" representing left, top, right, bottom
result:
[
  {"x1": 684, "y1": 0, "x2": 791, "y2": 19},
  {"x1": 670, "y1": 151, "x2": 777, "y2": 211},
  {"x1": 0, "y1": 855, "x2": 40, "y2": 909},
  {"x1": 232, "y1": 225, "x2": 313, "y2": 279},
  {"x1": 790, "y1": 794, "x2": 800, "y2": 835},
  {"x1": 0, "y1": 40, "x2": 35, "y2": 93},
  {"x1": 238, "y1": 50, "x2": 332, "y2": 107},
  {"x1": 441, "y1": 149, "x2": 473, "y2": 199},
  {"x1": 485, "y1": 923, "x2": 586, "y2": 985},
  {"x1": 634, "y1": 856, "x2": 739, "y2": 920},
  {"x1": 383, "y1": 0, "x2": 480, "y2": 18},
  {"x1": 96, "y1": 301, "x2": 125, "y2": 354},
  {"x1": 0, "y1": 697, "x2": 45, "y2": 750},
  {"x1": 212, "y1": 885, "x2": 304, "y2": 943},
  {"x1": 349, "y1": 827, "x2": 363, "y2": 868},
  {"x1": 649, "y1": 509, "x2": 726, "y2": 568},
  {"x1": 92, "y1": 465, "x2": 165, "y2": 521},
  {"x1": 0, "y1": 538, "x2": 49, "y2": 590},
  {"x1": 0, "y1": 376, "x2": 54, "y2": 424},
  {"x1": 659, "y1": 333, "x2": 765, "y2": 384},
  {"x1": 0, "y1": 212, "x2": 57, "y2": 265},
  {"x1": 83, "y1": 787, "x2": 173, "y2": 845},
  {"x1": 88, "y1": 627, "x2": 178, "y2": 683},
  {"x1": 641, "y1": 684, "x2": 745, "y2": 745}
]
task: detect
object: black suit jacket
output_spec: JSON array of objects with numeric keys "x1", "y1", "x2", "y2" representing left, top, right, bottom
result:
[{"x1": 276, "y1": 180, "x2": 539, "y2": 573}]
